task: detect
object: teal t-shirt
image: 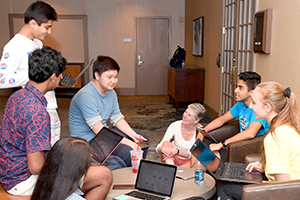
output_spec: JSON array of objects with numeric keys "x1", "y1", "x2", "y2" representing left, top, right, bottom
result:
[{"x1": 230, "y1": 101, "x2": 270, "y2": 136}]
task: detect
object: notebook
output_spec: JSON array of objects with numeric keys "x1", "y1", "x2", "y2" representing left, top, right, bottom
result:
[
  {"x1": 176, "y1": 166, "x2": 195, "y2": 181},
  {"x1": 190, "y1": 139, "x2": 262, "y2": 184},
  {"x1": 89, "y1": 126, "x2": 124, "y2": 165},
  {"x1": 113, "y1": 160, "x2": 178, "y2": 200},
  {"x1": 60, "y1": 58, "x2": 94, "y2": 88},
  {"x1": 196, "y1": 127, "x2": 218, "y2": 143}
]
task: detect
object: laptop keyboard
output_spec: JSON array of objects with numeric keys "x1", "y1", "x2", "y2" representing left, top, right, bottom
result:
[
  {"x1": 223, "y1": 163, "x2": 246, "y2": 179},
  {"x1": 125, "y1": 191, "x2": 165, "y2": 200},
  {"x1": 60, "y1": 73, "x2": 75, "y2": 87}
]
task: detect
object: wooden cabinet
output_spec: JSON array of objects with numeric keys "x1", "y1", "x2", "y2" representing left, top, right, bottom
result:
[{"x1": 168, "y1": 66, "x2": 204, "y2": 111}]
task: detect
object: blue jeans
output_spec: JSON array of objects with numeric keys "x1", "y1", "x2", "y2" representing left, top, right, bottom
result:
[{"x1": 103, "y1": 155, "x2": 127, "y2": 170}]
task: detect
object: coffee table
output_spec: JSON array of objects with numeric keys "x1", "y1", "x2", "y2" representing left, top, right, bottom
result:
[{"x1": 105, "y1": 167, "x2": 216, "y2": 200}]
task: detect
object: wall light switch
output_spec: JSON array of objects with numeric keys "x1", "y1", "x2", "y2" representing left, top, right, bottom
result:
[{"x1": 123, "y1": 38, "x2": 132, "y2": 43}]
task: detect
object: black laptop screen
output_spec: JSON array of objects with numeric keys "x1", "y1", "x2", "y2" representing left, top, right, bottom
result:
[{"x1": 89, "y1": 127, "x2": 123, "y2": 164}]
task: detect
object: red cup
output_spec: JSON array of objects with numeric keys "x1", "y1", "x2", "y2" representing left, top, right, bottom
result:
[{"x1": 130, "y1": 150, "x2": 143, "y2": 173}]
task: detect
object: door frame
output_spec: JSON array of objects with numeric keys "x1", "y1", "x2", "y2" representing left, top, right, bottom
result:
[
  {"x1": 134, "y1": 16, "x2": 171, "y2": 95},
  {"x1": 219, "y1": 0, "x2": 256, "y2": 115}
]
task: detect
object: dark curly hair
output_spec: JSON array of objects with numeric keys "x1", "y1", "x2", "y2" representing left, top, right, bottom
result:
[{"x1": 28, "y1": 46, "x2": 66, "y2": 83}]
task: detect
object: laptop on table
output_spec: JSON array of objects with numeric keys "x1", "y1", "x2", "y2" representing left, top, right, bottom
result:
[
  {"x1": 113, "y1": 160, "x2": 178, "y2": 200},
  {"x1": 190, "y1": 139, "x2": 262, "y2": 184},
  {"x1": 60, "y1": 58, "x2": 94, "y2": 88},
  {"x1": 176, "y1": 166, "x2": 195, "y2": 181},
  {"x1": 89, "y1": 126, "x2": 124, "y2": 165}
]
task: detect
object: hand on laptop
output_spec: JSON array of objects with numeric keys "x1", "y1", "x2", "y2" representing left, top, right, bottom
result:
[{"x1": 246, "y1": 161, "x2": 263, "y2": 172}]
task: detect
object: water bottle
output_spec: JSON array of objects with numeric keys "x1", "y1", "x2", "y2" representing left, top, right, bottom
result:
[
  {"x1": 194, "y1": 160, "x2": 204, "y2": 185},
  {"x1": 182, "y1": 60, "x2": 185, "y2": 68}
]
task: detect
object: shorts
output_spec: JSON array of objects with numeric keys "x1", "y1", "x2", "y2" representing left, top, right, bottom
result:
[
  {"x1": 47, "y1": 108, "x2": 61, "y2": 146},
  {"x1": 7, "y1": 175, "x2": 38, "y2": 196}
]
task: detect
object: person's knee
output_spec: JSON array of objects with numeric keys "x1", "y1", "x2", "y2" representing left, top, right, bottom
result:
[
  {"x1": 84, "y1": 165, "x2": 113, "y2": 189},
  {"x1": 162, "y1": 141, "x2": 173, "y2": 147},
  {"x1": 99, "y1": 166, "x2": 113, "y2": 183}
]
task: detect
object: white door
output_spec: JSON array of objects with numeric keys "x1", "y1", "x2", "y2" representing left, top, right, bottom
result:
[
  {"x1": 219, "y1": 0, "x2": 256, "y2": 115},
  {"x1": 136, "y1": 18, "x2": 170, "y2": 95}
]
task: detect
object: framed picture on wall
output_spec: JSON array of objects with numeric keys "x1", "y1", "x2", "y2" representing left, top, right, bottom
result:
[{"x1": 192, "y1": 16, "x2": 204, "y2": 56}]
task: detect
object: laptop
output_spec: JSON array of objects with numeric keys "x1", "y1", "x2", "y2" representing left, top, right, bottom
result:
[
  {"x1": 196, "y1": 127, "x2": 218, "y2": 143},
  {"x1": 60, "y1": 58, "x2": 94, "y2": 88},
  {"x1": 176, "y1": 166, "x2": 195, "y2": 181},
  {"x1": 190, "y1": 139, "x2": 262, "y2": 184},
  {"x1": 89, "y1": 126, "x2": 124, "y2": 165},
  {"x1": 113, "y1": 160, "x2": 178, "y2": 200}
]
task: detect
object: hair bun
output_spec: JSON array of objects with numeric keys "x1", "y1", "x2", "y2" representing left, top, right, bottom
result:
[{"x1": 284, "y1": 87, "x2": 291, "y2": 98}]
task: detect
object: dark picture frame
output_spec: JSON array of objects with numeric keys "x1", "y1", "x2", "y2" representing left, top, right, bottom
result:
[{"x1": 192, "y1": 16, "x2": 204, "y2": 56}]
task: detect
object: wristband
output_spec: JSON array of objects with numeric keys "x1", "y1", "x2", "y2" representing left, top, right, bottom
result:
[
  {"x1": 175, "y1": 149, "x2": 179, "y2": 155},
  {"x1": 222, "y1": 141, "x2": 227, "y2": 148}
]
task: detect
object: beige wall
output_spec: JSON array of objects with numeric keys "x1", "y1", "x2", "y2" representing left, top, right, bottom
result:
[
  {"x1": 0, "y1": 0, "x2": 185, "y2": 91},
  {"x1": 185, "y1": 0, "x2": 222, "y2": 117},
  {"x1": 255, "y1": 0, "x2": 300, "y2": 103}
]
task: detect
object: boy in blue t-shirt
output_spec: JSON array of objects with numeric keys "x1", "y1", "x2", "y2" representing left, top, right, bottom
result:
[{"x1": 197, "y1": 72, "x2": 269, "y2": 168}]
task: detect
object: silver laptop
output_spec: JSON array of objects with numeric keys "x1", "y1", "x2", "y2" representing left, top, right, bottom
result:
[
  {"x1": 60, "y1": 58, "x2": 94, "y2": 88},
  {"x1": 89, "y1": 126, "x2": 124, "y2": 165},
  {"x1": 176, "y1": 166, "x2": 194, "y2": 181},
  {"x1": 113, "y1": 160, "x2": 178, "y2": 200},
  {"x1": 190, "y1": 139, "x2": 262, "y2": 184}
]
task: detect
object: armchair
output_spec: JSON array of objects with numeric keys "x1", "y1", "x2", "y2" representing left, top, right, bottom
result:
[
  {"x1": 206, "y1": 119, "x2": 264, "y2": 163},
  {"x1": 227, "y1": 135, "x2": 264, "y2": 163},
  {"x1": 242, "y1": 179, "x2": 300, "y2": 200}
]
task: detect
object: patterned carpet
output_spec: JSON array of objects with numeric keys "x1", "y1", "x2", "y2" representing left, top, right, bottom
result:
[{"x1": 0, "y1": 95, "x2": 212, "y2": 162}]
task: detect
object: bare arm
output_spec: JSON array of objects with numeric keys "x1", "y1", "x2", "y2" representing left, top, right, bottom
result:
[
  {"x1": 91, "y1": 121, "x2": 104, "y2": 134},
  {"x1": 225, "y1": 121, "x2": 262, "y2": 144},
  {"x1": 27, "y1": 151, "x2": 45, "y2": 175},
  {"x1": 91, "y1": 120, "x2": 138, "y2": 150},
  {"x1": 274, "y1": 174, "x2": 291, "y2": 181},
  {"x1": 203, "y1": 111, "x2": 234, "y2": 133},
  {"x1": 210, "y1": 121, "x2": 262, "y2": 151},
  {"x1": 115, "y1": 119, "x2": 147, "y2": 142}
]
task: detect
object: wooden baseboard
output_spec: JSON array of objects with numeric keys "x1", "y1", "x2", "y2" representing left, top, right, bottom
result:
[
  {"x1": 55, "y1": 88, "x2": 80, "y2": 97},
  {"x1": 203, "y1": 102, "x2": 218, "y2": 120}
]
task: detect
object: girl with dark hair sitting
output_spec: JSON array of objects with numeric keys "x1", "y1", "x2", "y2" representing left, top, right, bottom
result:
[{"x1": 31, "y1": 137, "x2": 91, "y2": 200}]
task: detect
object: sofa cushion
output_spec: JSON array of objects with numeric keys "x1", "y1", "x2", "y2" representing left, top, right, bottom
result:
[{"x1": 244, "y1": 153, "x2": 261, "y2": 165}]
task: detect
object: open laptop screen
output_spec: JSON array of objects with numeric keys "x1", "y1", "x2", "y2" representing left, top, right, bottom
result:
[
  {"x1": 190, "y1": 139, "x2": 221, "y2": 176},
  {"x1": 89, "y1": 127, "x2": 124, "y2": 164},
  {"x1": 135, "y1": 160, "x2": 177, "y2": 198}
]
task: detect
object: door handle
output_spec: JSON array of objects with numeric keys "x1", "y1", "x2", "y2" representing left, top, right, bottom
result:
[
  {"x1": 230, "y1": 66, "x2": 238, "y2": 85},
  {"x1": 138, "y1": 55, "x2": 144, "y2": 66}
]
